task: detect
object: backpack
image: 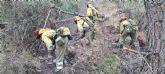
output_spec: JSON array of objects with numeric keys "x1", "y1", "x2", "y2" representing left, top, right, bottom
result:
[
  {"x1": 128, "y1": 19, "x2": 138, "y2": 31},
  {"x1": 124, "y1": 25, "x2": 133, "y2": 34},
  {"x1": 57, "y1": 27, "x2": 71, "y2": 36},
  {"x1": 83, "y1": 17, "x2": 94, "y2": 28},
  {"x1": 124, "y1": 19, "x2": 136, "y2": 34}
]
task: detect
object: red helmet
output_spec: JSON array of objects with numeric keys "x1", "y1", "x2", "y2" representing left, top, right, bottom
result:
[{"x1": 34, "y1": 28, "x2": 41, "y2": 39}]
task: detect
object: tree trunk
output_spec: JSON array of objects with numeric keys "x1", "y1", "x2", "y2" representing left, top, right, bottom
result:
[{"x1": 144, "y1": 0, "x2": 165, "y2": 74}]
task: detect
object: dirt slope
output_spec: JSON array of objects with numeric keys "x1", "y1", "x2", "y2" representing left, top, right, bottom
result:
[
  {"x1": 35, "y1": 1, "x2": 143, "y2": 74},
  {"x1": 68, "y1": 1, "x2": 122, "y2": 74},
  {"x1": 70, "y1": 0, "x2": 144, "y2": 74}
]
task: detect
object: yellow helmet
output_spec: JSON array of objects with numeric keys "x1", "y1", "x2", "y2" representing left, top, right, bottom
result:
[
  {"x1": 87, "y1": 2, "x2": 93, "y2": 8},
  {"x1": 120, "y1": 16, "x2": 127, "y2": 23},
  {"x1": 57, "y1": 27, "x2": 71, "y2": 36},
  {"x1": 63, "y1": 27, "x2": 70, "y2": 35},
  {"x1": 74, "y1": 16, "x2": 81, "y2": 21}
]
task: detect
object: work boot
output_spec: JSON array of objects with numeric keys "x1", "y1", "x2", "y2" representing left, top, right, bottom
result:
[
  {"x1": 55, "y1": 62, "x2": 64, "y2": 74},
  {"x1": 56, "y1": 69, "x2": 63, "y2": 74}
]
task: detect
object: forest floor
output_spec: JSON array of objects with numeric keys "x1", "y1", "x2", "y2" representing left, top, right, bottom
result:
[{"x1": 33, "y1": 1, "x2": 144, "y2": 74}]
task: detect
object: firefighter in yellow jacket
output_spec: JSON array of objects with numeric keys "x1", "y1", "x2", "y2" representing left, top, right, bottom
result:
[
  {"x1": 74, "y1": 16, "x2": 93, "y2": 45},
  {"x1": 119, "y1": 16, "x2": 139, "y2": 49},
  {"x1": 87, "y1": 2, "x2": 98, "y2": 22},
  {"x1": 35, "y1": 27, "x2": 72, "y2": 73},
  {"x1": 54, "y1": 26, "x2": 72, "y2": 73},
  {"x1": 35, "y1": 28, "x2": 56, "y2": 56}
]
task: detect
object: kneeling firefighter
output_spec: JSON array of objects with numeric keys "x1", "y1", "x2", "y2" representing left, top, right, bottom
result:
[
  {"x1": 35, "y1": 27, "x2": 72, "y2": 73},
  {"x1": 118, "y1": 16, "x2": 140, "y2": 50},
  {"x1": 74, "y1": 16, "x2": 94, "y2": 46}
]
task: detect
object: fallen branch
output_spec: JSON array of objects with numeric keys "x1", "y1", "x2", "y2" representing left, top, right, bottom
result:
[
  {"x1": 140, "y1": 56, "x2": 154, "y2": 74},
  {"x1": 122, "y1": 46, "x2": 138, "y2": 53},
  {"x1": 51, "y1": 4, "x2": 87, "y2": 17},
  {"x1": 55, "y1": 17, "x2": 73, "y2": 23},
  {"x1": 52, "y1": 5, "x2": 78, "y2": 16},
  {"x1": 137, "y1": 49, "x2": 154, "y2": 74},
  {"x1": 122, "y1": 46, "x2": 154, "y2": 74},
  {"x1": 43, "y1": 9, "x2": 52, "y2": 28}
]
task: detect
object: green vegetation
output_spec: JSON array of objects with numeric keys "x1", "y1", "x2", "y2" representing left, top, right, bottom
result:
[{"x1": 97, "y1": 53, "x2": 121, "y2": 74}]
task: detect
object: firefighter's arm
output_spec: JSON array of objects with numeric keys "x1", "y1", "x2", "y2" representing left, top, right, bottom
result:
[
  {"x1": 87, "y1": 8, "x2": 93, "y2": 16},
  {"x1": 90, "y1": 5, "x2": 98, "y2": 13},
  {"x1": 119, "y1": 23, "x2": 125, "y2": 34},
  {"x1": 128, "y1": 19, "x2": 136, "y2": 25},
  {"x1": 129, "y1": 19, "x2": 138, "y2": 31},
  {"x1": 134, "y1": 26, "x2": 139, "y2": 31},
  {"x1": 93, "y1": 7, "x2": 99, "y2": 14}
]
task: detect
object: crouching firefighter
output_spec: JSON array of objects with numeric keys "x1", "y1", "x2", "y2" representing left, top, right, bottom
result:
[
  {"x1": 118, "y1": 16, "x2": 140, "y2": 50},
  {"x1": 54, "y1": 26, "x2": 72, "y2": 73},
  {"x1": 35, "y1": 28, "x2": 56, "y2": 59},
  {"x1": 74, "y1": 16, "x2": 94, "y2": 46},
  {"x1": 35, "y1": 27, "x2": 72, "y2": 74}
]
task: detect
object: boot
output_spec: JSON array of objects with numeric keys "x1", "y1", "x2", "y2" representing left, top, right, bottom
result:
[{"x1": 56, "y1": 69, "x2": 63, "y2": 74}]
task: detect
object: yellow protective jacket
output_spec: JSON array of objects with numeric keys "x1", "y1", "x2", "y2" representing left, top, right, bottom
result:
[
  {"x1": 87, "y1": 4, "x2": 98, "y2": 16},
  {"x1": 57, "y1": 27, "x2": 71, "y2": 36},
  {"x1": 39, "y1": 28, "x2": 56, "y2": 47},
  {"x1": 119, "y1": 20, "x2": 131, "y2": 34},
  {"x1": 119, "y1": 19, "x2": 138, "y2": 34},
  {"x1": 77, "y1": 19, "x2": 90, "y2": 32}
]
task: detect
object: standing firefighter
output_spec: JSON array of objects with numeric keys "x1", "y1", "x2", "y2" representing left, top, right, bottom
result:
[
  {"x1": 86, "y1": 1, "x2": 99, "y2": 39},
  {"x1": 74, "y1": 16, "x2": 94, "y2": 46},
  {"x1": 118, "y1": 16, "x2": 140, "y2": 50},
  {"x1": 35, "y1": 27, "x2": 72, "y2": 74},
  {"x1": 86, "y1": 2, "x2": 98, "y2": 22}
]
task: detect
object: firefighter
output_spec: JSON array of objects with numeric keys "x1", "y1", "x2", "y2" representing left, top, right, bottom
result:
[
  {"x1": 74, "y1": 16, "x2": 94, "y2": 46},
  {"x1": 35, "y1": 28, "x2": 56, "y2": 58},
  {"x1": 54, "y1": 26, "x2": 72, "y2": 73},
  {"x1": 86, "y1": 1, "x2": 98, "y2": 22},
  {"x1": 86, "y1": 2, "x2": 98, "y2": 37},
  {"x1": 34, "y1": 27, "x2": 72, "y2": 74},
  {"x1": 118, "y1": 16, "x2": 140, "y2": 50}
]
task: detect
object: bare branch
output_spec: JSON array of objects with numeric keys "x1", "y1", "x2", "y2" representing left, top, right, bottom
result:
[
  {"x1": 52, "y1": 5, "x2": 78, "y2": 16},
  {"x1": 43, "y1": 9, "x2": 52, "y2": 28}
]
